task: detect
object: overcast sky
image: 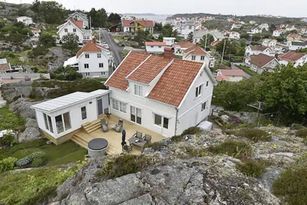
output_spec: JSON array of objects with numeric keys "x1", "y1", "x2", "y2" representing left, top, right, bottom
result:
[{"x1": 5, "y1": 0, "x2": 307, "y2": 17}]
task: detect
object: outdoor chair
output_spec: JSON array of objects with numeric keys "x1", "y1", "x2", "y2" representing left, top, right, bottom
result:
[
  {"x1": 100, "y1": 119, "x2": 109, "y2": 132},
  {"x1": 113, "y1": 119, "x2": 123, "y2": 133},
  {"x1": 144, "y1": 134, "x2": 152, "y2": 144},
  {"x1": 135, "y1": 131, "x2": 143, "y2": 139}
]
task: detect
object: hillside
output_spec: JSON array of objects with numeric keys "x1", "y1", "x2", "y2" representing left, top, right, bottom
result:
[{"x1": 0, "y1": 2, "x2": 34, "y2": 21}]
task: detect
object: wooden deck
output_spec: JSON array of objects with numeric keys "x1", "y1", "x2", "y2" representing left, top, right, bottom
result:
[{"x1": 71, "y1": 115, "x2": 164, "y2": 155}]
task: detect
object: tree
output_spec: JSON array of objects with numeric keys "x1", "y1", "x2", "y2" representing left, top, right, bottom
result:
[
  {"x1": 107, "y1": 13, "x2": 121, "y2": 27},
  {"x1": 89, "y1": 8, "x2": 108, "y2": 28},
  {"x1": 161, "y1": 24, "x2": 175, "y2": 37},
  {"x1": 51, "y1": 66, "x2": 82, "y2": 81},
  {"x1": 39, "y1": 33, "x2": 55, "y2": 48},
  {"x1": 62, "y1": 34, "x2": 79, "y2": 53},
  {"x1": 134, "y1": 30, "x2": 147, "y2": 46},
  {"x1": 154, "y1": 23, "x2": 163, "y2": 32},
  {"x1": 31, "y1": 1, "x2": 67, "y2": 24},
  {"x1": 200, "y1": 34, "x2": 214, "y2": 49}
]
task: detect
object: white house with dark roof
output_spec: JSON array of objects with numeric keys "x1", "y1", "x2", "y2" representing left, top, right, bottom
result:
[
  {"x1": 105, "y1": 50, "x2": 216, "y2": 137},
  {"x1": 279, "y1": 51, "x2": 307, "y2": 67},
  {"x1": 57, "y1": 18, "x2": 92, "y2": 44},
  {"x1": 67, "y1": 11, "x2": 89, "y2": 28},
  {"x1": 245, "y1": 54, "x2": 279, "y2": 73},
  {"x1": 64, "y1": 40, "x2": 114, "y2": 78},
  {"x1": 16, "y1": 16, "x2": 33, "y2": 26},
  {"x1": 245, "y1": 45, "x2": 275, "y2": 57}
]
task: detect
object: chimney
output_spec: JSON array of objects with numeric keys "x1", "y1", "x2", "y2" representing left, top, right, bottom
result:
[{"x1": 164, "y1": 47, "x2": 174, "y2": 58}]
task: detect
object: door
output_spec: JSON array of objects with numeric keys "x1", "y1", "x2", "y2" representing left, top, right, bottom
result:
[{"x1": 97, "y1": 98, "x2": 103, "y2": 115}]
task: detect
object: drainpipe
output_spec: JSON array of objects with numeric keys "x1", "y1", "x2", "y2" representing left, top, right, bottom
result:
[{"x1": 174, "y1": 107, "x2": 179, "y2": 136}]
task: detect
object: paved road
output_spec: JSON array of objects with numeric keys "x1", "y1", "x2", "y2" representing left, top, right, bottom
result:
[{"x1": 100, "y1": 30, "x2": 123, "y2": 66}]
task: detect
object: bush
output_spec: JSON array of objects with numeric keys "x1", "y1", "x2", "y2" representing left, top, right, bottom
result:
[
  {"x1": 236, "y1": 159, "x2": 270, "y2": 177},
  {"x1": 29, "y1": 151, "x2": 47, "y2": 167},
  {"x1": 181, "y1": 127, "x2": 201, "y2": 136},
  {"x1": 228, "y1": 128, "x2": 271, "y2": 142},
  {"x1": 184, "y1": 146, "x2": 207, "y2": 157},
  {"x1": 273, "y1": 167, "x2": 307, "y2": 205},
  {"x1": 296, "y1": 128, "x2": 307, "y2": 138},
  {"x1": 98, "y1": 155, "x2": 152, "y2": 178},
  {"x1": 0, "y1": 157, "x2": 17, "y2": 173},
  {"x1": 0, "y1": 134, "x2": 15, "y2": 147},
  {"x1": 15, "y1": 156, "x2": 32, "y2": 168},
  {"x1": 208, "y1": 140, "x2": 252, "y2": 159},
  {"x1": 171, "y1": 135, "x2": 184, "y2": 142},
  {"x1": 144, "y1": 141, "x2": 166, "y2": 151}
]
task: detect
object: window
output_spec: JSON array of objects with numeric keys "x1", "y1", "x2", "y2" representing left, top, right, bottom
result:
[
  {"x1": 201, "y1": 56, "x2": 205, "y2": 61},
  {"x1": 101, "y1": 72, "x2": 107, "y2": 76},
  {"x1": 63, "y1": 112, "x2": 71, "y2": 130},
  {"x1": 154, "y1": 114, "x2": 169, "y2": 129},
  {"x1": 48, "y1": 115, "x2": 53, "y2": 133},
  {"x1": 99, "y1": 63, "x2": 104, "y2": 68},
  {"x1": 192, "y1": 55, "x2": 196, "y2": 60},
  {"x1": 85, "y1": 54, "x2": 89, "y2": 58},
  {"x1": 84, "y1": 72, "x2": 90, "y2": 76},
  {"x1": 131, "y1": 106, "x2": 142, "y2": 124},
  {"x1": 112, "y1": 98, "x2": 119, "y2": 110},
  {"x1": 84, "y1": 63, "x2": 89, "y2": 68},
  {"x1": 73, "y1": 28, "x2": 76, "y2": 32},
  {"x1": 206, "y1": 81, "x2": 209, "y2": 87},
  {"x1": 64, "y1": 28, "x2": 68, "y2": 32},
  {"x1": 134, "y1": 84, "x2": 143, "y2": 96},
  {"x1": 195, "y1": 85, "x2": 202, "y2": 97},
  {"x1": 97, "y1": 53, "x2": 101, "y2": 58},
  {"x1": 201, "y1": 101, "x2": 207, "y2": 111},
  {"x1": 120, "y1": 102, "x2": 127, "y2": 113},
  {"x1": 43, "y1": 113, "x2": 49, "y2": 130},
  {"x1": 81, "y1": 106, "x2": 87, "y2": 120},
  {"x1": 55, "y1": 115, "x2": 64, "y2": 134}
]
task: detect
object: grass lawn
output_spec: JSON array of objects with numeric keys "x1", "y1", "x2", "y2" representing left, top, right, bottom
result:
[
  {"x1": 0, "y1": 139, "x2": 87, "y2": 166},
  {"x1": 0, "y1": 106, "x2": 25, "y2": 131}
]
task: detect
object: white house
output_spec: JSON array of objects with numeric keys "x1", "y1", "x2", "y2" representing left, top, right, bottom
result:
[
  {"x1": 105, "y1": 51, "x2": 216, "y2": 137},
  {"x1": 245, "y1": 45, "x2": 275, "y2": 57},
  {"x1": 273, "y1": 29, "x2": 283, "y2": 37},
  {"x1": 163, "y1": 37, "x2": 176, "y2": 46},
  {"x1": 16, "y1": 16, "x2": 33, "y2": 26},
  {"x1": 174, "y1": 40, "x2": 195, "y2": 56},
  {"x1": 31, "y1": 90, "x2": 110, "y2": 143},
  {"x1": 174, "y1": 21, "x2": 196, "y2": 39},
  {"x1": 57, "y1": 18, "x2": 92, "y2": 44},
  {"x1": 145, "y1": 41, "x2": 167, "y2": 54},
  {"x1": 259, "y1": 23, "x2": 269, "y2": 32},
  {"x1": 287, "y1": 41, "x2": 307, "y2": 51},
  {"x1": 0, "y1": 58, "x2": 11, "y2": 73},
  {"x1": 245, "y1": 54, "x2": 279, "y2": 73},
  {"x1": 228, "y1": 31, "x2": 240, "y2": 40},
  {"x1": 250, "y1": 27, "x2": 262, "y2": 34},
  {"x1": 279, "y1": 51, "x2": 307, "y2": 67},
  {"x1": 262, "y1": 39, "x2": 277, "y2": 47},
  {"x1": 67, "y1": 11, "x2": 89, "y2": 28},
  {"x1": 64, "y1": 39, "x2": 114, "y2": 78},
  {"x1": 181, "y1": 45, "x2": 214, "y2": 67}
]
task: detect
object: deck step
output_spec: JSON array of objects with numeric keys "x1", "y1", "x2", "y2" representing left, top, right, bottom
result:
[{"x1": 82, "y1": 120, "x2": 101, "y2": 134}]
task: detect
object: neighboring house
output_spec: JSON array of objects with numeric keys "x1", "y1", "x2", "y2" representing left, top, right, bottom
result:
[
  {"x1": 175, "y1": 22, "x2": 196, "y2": 39},
  {"x1": 105, "y1": 51, "x2": 216, "y2": 137},
  {"x1": 246, "y1": 54, "x2": 279, "y2": 73},
  {"x1": 245, "y1": 45, "x2": 275, "y2": 57},
  {"x1": 31, "y1": 90, "x2": 110, "y2": 143},
  {"x1": 231, "y1": 23, "x2": 242, "y2": 30},
  {"x1": 145, "y1": 41, "x2": 167, "y2": 54},
  {"x1": 16, "y1": 16, "x2": 33, "y2": 26},
  {"x1": 64, "y1": 39, "x2": 114, "y2": 78},
  {"x1": 250, "y1": 27, "x2": 262, "y2": 34},
  {"x1": 67, "y1": 11, "x2": 89, "y2": 28},
  {"x1": 163, "y1": 37, "x2": 176, "y2": 46},
  {"x1": 228, "y1": 31, "x2": 240, "y2": 40},
  {"x1": 216, "y1": 68, "x2": 249, "y2": 82},
  {"x1": 31, "y1": 27, "x2": 41, "y2": 38},
  {"x1": 259, "y1": 23, "x2": 269, "y2": 31},
  {"x1": 288, "y1": 41, "x2": 307, "y2": 51},
  {"x1": 174, "y1": 40, "x2": 195, "y2": 56},
  {"x1": 0, "y1": 58, "x2": 11, "y2": 73},
  {"x1": 57, "y1": 18, "x2": 92, "y2": 44},
  {"x1": 279, "y1": 51, "x2": 307, "y2": 67},
  {"x1": 122, "y1": 19, "x2": 155, "y2": 34},
  {"x1": 273, "y1": 29, "x2": 283, "y2": 37},
  {"x1": 182, "y1": 45, "x2": 213, "y2": 67},
  {"x1": 193, "y1": 29, "x2": 225, "y2": 44},
  {"x1": 287, "y1": 33, "x2": 302, "y2": 42},
  {"x1": 262, "y1": 39, "x2": 277, "y2": 47}
]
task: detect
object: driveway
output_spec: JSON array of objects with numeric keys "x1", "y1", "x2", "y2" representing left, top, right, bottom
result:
[{"x1": 100, "y1": 30, "x2": 123, "y2": 66}]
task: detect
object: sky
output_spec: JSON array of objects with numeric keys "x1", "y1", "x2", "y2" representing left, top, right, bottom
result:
[{"x1": 5, "y1": 0, "x2": 307, "y2": 18}]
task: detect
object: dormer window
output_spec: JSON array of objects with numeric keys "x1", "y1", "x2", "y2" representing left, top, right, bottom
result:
[
  {"x1": 134, "y1": 84, "x2": 143, "y2": 96},
  {"x1": 73, "y1": 28, "x2": 76, "y2": 32},
  {"x1": 192, "y1": 55, "x2": 196, "y2": 60}
]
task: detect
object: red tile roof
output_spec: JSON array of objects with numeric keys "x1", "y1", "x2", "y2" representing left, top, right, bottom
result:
[
  {"x1": 280, "y1": 51, "x2": 305, "y2": 62},
  {"x1": 184, "y1": 45, "x2": 207, "y2": 56},
  {"x1": 127, "y1": 55, "x2": 172, "y2": 84},
  {"x1": 70, "y1": 18, "x2": 83, "y2": 29},
  {"x1": 176, "y1": 41, "x2": 195, "y2": 49},
  {"x1": 106, "y1": 51, "x2": 204, "y2": 107},
  {"x1": 216, "y1": 69, "x2": 248, "y2": 81},
  {"x1": 148, "y1": 59, "x2": 203, "y2": 107},
  {"x1": 250, "y1": 54, "x2": 276, "y2": 68},
  {"x1": 145, "y1": 41, "x2": 166, "y2": 46},
  {"x1": 105, "y1": 52, "x2": 151, "y2": 90},
  {"x1": 250, "y1": 45, "x2": 268, "y2": 51},
  {"x1": 76, "y1": 40, "x2": 107, "y2": 57},
  {"x1": 122, "y1": 19, "x2": 155, "y2": 28}
]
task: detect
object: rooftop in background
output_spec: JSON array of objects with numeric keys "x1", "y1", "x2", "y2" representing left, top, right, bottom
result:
[
  {"x1": 76, "y1": 39, "x2": 108, "y2": 57},
  {"x1": 145, "y1": 41, "x2": 167, "y2": 46},
  {"x1": 122, "y1": 19, "x2": 155, "y2": 28},
  {"x1": 280, "y1": 51, "x2": 306, "y2": 62},
  {"x1": 250, "y1": 54, "x2": 276, "y2": 68},
  {"x1": 31, "y1": 90, "x2": 110, "y2": 113}
]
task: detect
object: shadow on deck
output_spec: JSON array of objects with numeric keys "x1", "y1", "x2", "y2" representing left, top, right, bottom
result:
[{"x1": 71, "y1": 114, "x2": 164, "y2": 155}]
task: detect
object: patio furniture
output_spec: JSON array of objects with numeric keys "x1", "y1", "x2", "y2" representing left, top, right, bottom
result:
[
  {"x1": 112, "y1": 119, "x2": 123, "y2": 133},
  {"x1": 100, "y1": 119, "x2": 109, "y2": 132},
  {"x1": 144, "y1": 134, "x2": 152, "y2": 144},
  {"x1": 128, "y1": 132, "x2": 151, "y2": 151}
]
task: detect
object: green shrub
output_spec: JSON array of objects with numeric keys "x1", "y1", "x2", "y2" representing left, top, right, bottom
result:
[
  {"x1": 273, "y1": 167, "x2": 307, "y2": 205},
  {"x1": 181, "y1": 127, "x2": 201, "y2": 136},
  {"x1": 98, "y1": 155, "x2": 152, "y2": 178},
  {"x1": 0, "y1": 134, "x2": 15, "y2": 147},
  {"x1": 296, "y1": 128, "x2": 307, "y2": 138},
  {"x1": 144, "y1": 141, "x2": 166, "y2": 151},
  {"x1": 291, "y1": 124, "x2": 306, "y2": 130},
  {"x1": 228, "y1": 128, "x2": 271, "y2": 142},
  {"x1": 0, "y1": 107, "x2": 25, "y2": 131},
  {"x1": 208, "y1": 140, "x2": 252, "y2": 159},
  {"x1": 236, "y1": 159, "x2": 270, "y2": 177},
  {"x1": 171, "y1": 135, "x2": 184, "y2": 142},
  {"x1": 184, "y1": 146, "x2": 207, "y2": 157},
  {"x1": 15, "y1": 156, "x2": 32, "y2": 168},
  {"x1": 0, "y1": 157, "x2": 17, "y2": 173},
  {"x1": 29, "y1": 151, "x2": 47, "y2": 167}
]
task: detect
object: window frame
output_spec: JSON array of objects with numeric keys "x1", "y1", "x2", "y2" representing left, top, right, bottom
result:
[
  {"x1": 195, "y1": 84, "x2": 203, "y2": 97},
  {"x1": 134, "y1": 84, "x2": 143, "y2": 96},
  {"x1": 84, "y1": 63, "x2": 89, "y2": 69},
  {"x1": 81, "y1": 106, "x2": 87, "y2": 120},
  {"x1": 99, "y1": 63, "x2": 104, "y2": 68},
  {"x1": 85, "y1": 53, "x2": 90, "y2": 58}
]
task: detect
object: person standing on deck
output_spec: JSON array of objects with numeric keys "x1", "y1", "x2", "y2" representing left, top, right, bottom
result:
[{"x1": 121, "y1": 129, "x2": 126, "y2": 146}]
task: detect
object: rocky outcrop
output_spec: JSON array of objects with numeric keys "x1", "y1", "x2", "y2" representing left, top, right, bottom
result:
[
  {"x1": 9, "y1": 98, "x2": 37, "y2": 119},
  {"x1": 47, "y1": 47, "x2": 72, "y2": 72},
  {"x1": 18, "y1": 118, "x2": 41, "y2": 142},
  {"x1": 1, "y1": 81, "x2": 33, "y2": 103}
]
